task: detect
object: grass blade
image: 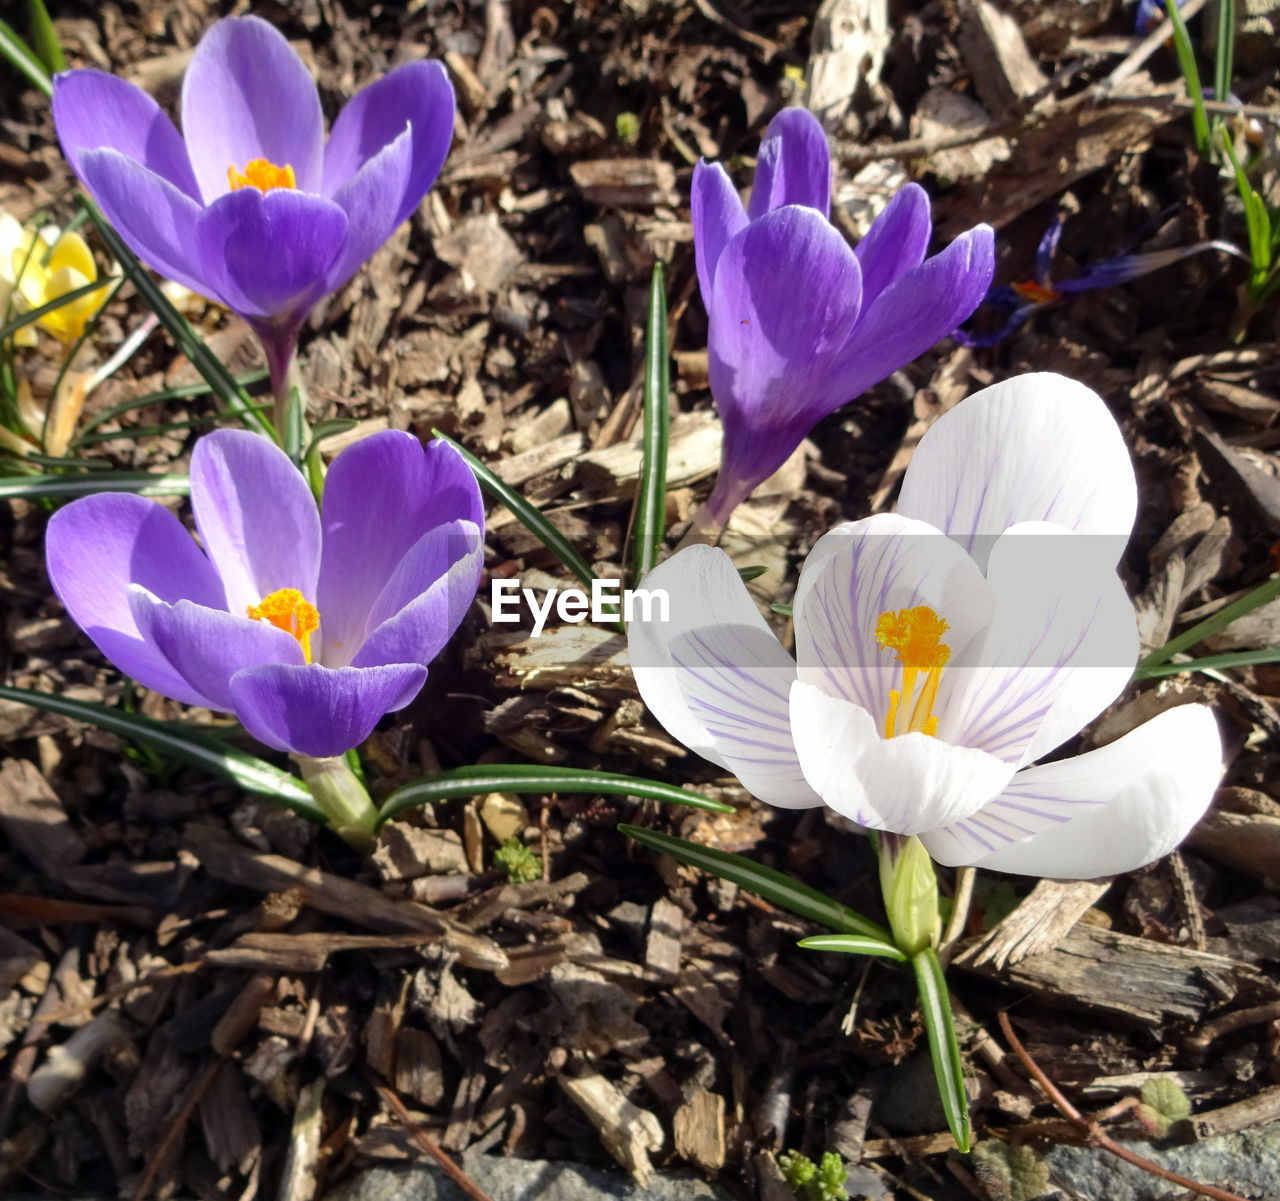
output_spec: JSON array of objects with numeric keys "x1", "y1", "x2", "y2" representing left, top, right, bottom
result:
[
  {"x1": 0, "y1": 684, "x2": 321, "y2": 820},
  {"x1": 0, "y1": 15, "x2": 52, "y2": 96},
  {"x1": 81, "y1": 197, "x2": 276, "y2": 440},
  {"x1": 631, "y1": 261, "x2": 669, "y2": 584},
  {"x1": 74, "y1": 371, "x2": 269, "y2": 440},
  {"x1": 378, "y1": 765, "x2": 732, "y2": 826},
  {"x1": 0, "y1": 471, "x2": 190, "y2": 500},
  {"x1": 1212, "y1": 0, "x2": 1234, "y2": 119},
  {"x1": 1138, "y1": 574, "x2": 1280, "y2": 671},
  {"x1": 1138, "y1": 645, "x2": 1280, "y2": 677},
  {"x1": 1165, "y1": 0, "x2": 1211, "y2": 154},
  {"x1": 912, "y1": 947, "x2": 972, "y2": 1152},
  {"x1": 797, "y1": 933, "x2": 908, "y2": 963},
  {"x1": 621, "y1": 823, "x2": 892, "y2": 942},
  {"x1": 431, "y1": 429, "x2": 607, "y2": 599},
  {"x1": 26, "y1": 0, "x2": 66, "y2": 74}
]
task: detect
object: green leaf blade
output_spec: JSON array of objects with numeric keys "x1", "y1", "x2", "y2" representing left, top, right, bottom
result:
[
  {"x1": 378, "y1": 765, "x2": 732, "y2": 826},
  {"x1": 0, "y1": 471, "x2": 191, "y2": 501},
  {"x1": 798, "y1": 933, "x2": 908, "y2": 963},
  {"x1": 631, "y1": 261, "x2": 669, "y2": 583},
  {"x1": 912, "y1": 947, "x2": 971, "y2": 1152},
  {"x1": 621, "y1": 823, "x2": 892, "y2": 943}
]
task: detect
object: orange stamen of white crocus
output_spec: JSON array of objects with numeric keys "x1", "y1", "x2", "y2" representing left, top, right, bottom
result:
[{"x1": 874, "y1": 606, "x2": 950, "y2": 739}]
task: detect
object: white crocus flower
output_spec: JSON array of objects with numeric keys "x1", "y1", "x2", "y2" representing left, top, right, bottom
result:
[{"x1": 629, "y1": 373, "x2": 1221, "y2": 879}]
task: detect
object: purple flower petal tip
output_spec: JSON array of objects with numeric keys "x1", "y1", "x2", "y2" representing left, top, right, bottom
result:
[
  {"x1": 695, "y1": 121, "x2": 994, "y2": 525},
  {"x1": 52, "y1": 16, "x2": 456, "y2": 367},
  {"x1": 45, "y1": 430, "x2": 484, "y2": 758}
]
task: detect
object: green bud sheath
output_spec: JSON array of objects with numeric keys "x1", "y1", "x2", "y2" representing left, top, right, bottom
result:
[{"x1": 879, "y1": 833, "x2": 941, "y2": 956}]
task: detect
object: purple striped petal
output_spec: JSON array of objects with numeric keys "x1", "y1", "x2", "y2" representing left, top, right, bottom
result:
[
  {"x1": 189, "y1": 430, "x2": 321, "y2": 618},
  {"x1": 351, "y1": 519, "x2": 484, "y2": 670},
  {"x1": 790, "y1": 681, "x2": 1015, "y2": 833},
  {"x1": 45, "y1": 493, "x2": 225, "y2": 706},
  {"x1": 627, "y1": 545, "x2": 819, "y2": 808},
  {"x1": 53, "y1": 70, "x2": 199, "y2": 199},
  {"x1": 895, "y1": 374, "x2": 1138, "y2": 567},
  {"x1": 129, "y1": 592, "x2": 304, "y2": 713},
  {"x1": 76, "y1": 149, "x2": 209, "y2": 296},
  {"x1": 935, "y1": 523, "x2": 1137, "y2": 764},
  {"x1": 194, "y1": 187, "x2": 347, "y2": 323},
  {"x1": 321, "y1": 59, "x2": 455, "y2": 214},
  {"x1": 324, "y1": 125, "x2": 414, "y2": 293},
  {"x1": 825, "y1": 223, "x2": 995, "y2": 406},
  {"x1": 747, "y1": 107, "x2": 831, "y2": 219},
  {"x1": 691, "y1": 161, "x2": 748, "y2": 306},
  {"x1": 228, "y1": 662, "x2": 426, "y2": 757},
  {"x1": 923, "y1": 704, "x2": 1221, "y2": 875},
  {"x1": 853, "y1": 183, "x2": 931, "y2": 308},
  {"x1": 792, "y1": 513, "x2": 995, "y2": 728},
  {"x1": 317, "y1": 433, "x2": 482, "y2": 666},
  {"x1": 707, "y1": 205, "x2": 862, "y2": 515},
  {"x1": 180, "y1": 16, "x2": 324, "y2": 202}
]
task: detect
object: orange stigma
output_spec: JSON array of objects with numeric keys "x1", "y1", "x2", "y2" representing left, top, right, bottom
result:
[
  {"x1": 227, "y1": 158, "x2": 297, "y2": 193},
  {"x1": 874, "y1": 606, "x2": 950, "y2": 739},
  {"x1": 1010, "y1": 279, "x2": 1061, "y2": 306},
  {"x1": 247, "y1": 588, "x2": 319, "y2": 663}
]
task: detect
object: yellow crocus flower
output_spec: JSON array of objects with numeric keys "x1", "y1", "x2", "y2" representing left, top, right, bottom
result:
[{"x1": 1, "y1": 213, "x2": 112, "y2": 345}]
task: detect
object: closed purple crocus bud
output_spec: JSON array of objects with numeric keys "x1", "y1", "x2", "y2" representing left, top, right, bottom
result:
[
  {"x1": 692, "y1": 108, "x2": 995, "y2": 530},
  {"x1": 51, "y1": 16, "x2": 455, "y2": 396},
  {"x1": 45, "y1": 430, "x2": 483, "y2": 759}
]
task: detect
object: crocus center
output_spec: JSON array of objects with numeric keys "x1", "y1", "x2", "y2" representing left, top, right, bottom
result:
[
  {"x1": 874, "y1": 606, "x2": 950, "y2": 739},
  {"x1": 247, "y1": 588, "x2": 319, "y2": 664},
  {"x1": 227, "y1": 158, "x2": 297, "y2": 193},
  {"x1": 1010, "y1": 279, "x2": 1061, "y2": 305}
]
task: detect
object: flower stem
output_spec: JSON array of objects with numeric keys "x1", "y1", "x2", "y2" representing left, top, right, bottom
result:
[
  {"x1": 295, "y1": 754, "x2": 380, "y2": 850},
  {"x1": 877, "y1": 832, "x2": 942, "y2": 956}
]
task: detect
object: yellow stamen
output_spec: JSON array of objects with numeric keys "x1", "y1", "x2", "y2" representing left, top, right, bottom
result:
[
  {"x1": 874, "y1": 606, "x2": 950, "y2": 738},
  {"x1": 247, "y1": 587, "x2": 319, "y2": 663},
  {"x1": 227, "y1": 158, "x2": 297, "y2": 193}
]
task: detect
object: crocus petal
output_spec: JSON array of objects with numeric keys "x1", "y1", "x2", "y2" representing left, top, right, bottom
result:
[
  {"x1": 129, "y1": 591, "x2": 304, "y2": 713},
  {"x1": 895, "y1": 373, "x2": 1138, "y2": 569},
  {"x1": 76, "y1": 149, "x2": 210, "y2": 296},
  {"x1": 181, "y1": 15, "x2": 324, "y2": 202},
  {"x1": 825, "y1": 223, "x2": 995, "y2": 406},
  {"x1": 194, "y1": 188, "x2": 347, "y2": 323},
  {"x1": 853, "y1": 183, "x2": 931, "y2": 308},
  {"x1": 708, "y1": 206, "x2": 862, "y2": 509},
  {"x1": 936, "y1": 523, "x2": 1137, "y2": 764},
  {"x1": 790, "y1": 681, "x2": 1015, "y2": 833},
  {"x1": 351, "y1": 519, "x2": 484, "y2": 670},
  {"x1": 322, "y1": 59, "x2": 455, "y2": 216},
  {"x1": 189, "y1": 430, "x2": 321, "y2": 618},
  {"x1": 317, "y1": 434, "x2": 482, "y2": 664},
  {"x1": 691, "y1": 161, "x2": 748, "y2": 305},
  {"x1": 628, "y1": 545, "x2": 820, "y2": 807},
  {"x1": 324, "y1": 125, "x2": 414, "y2": 293},
  {"x1": 792, "y1": 512, "x2": 995, "y2": 728},
  {"x1": 923, "y1": 705, "x2": 1221, "y2": 876},
  {"x1": 45, "y1": 493, "x2": 225, "y2": 706},
  {"x1": 747, "y1": 107, "x2": 831, "y2": 219},
  {"x1": 52, "y1": 70, "x2": 200, "y2": 199},
  {"x1": 229, "y1": 662, "x2": 426, "y2": 758}
]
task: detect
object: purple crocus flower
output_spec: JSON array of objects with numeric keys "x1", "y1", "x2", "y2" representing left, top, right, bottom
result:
[
  {"x1": 692, "y1": 107, "x2": 995, "y2": 529},
  {"x1": 51, "y1": 16, "x2": 455, "y2": 394},
  {"x1": 956, "y1": 211, "x2": 1245, "y2": 348},
  {"x1": 45, "y1": 430, "x2": 483, "y2": 759}
]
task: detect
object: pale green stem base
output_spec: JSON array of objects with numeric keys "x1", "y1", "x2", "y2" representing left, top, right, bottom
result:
[
  {"x1": 878, "y1": 832, "x2": 942, "y2": 957},
  {"x1": 295, "y1": 754, "x2": 379, "y2": 850}
]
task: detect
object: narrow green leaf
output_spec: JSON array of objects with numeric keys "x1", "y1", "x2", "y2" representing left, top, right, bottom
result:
[
  {"x1": 75, "y1": 371, "x2": 269, "y2": 440},
  {"x1": 631, "y1": 261, "x2": 669, "y2": 583},
  {"x1": 0, "y1": 15, "x2": 52, "y2": 96},
  {"x1": 431, "y1": 430, "x2": 612, "y2": 615},
  {"x1": 621, "y1": 823, "x2": 892, "y2": 942},
  {"x1": 302, "y1": 418, "x2": 358, "y2": 462},
  {"x1": 1212, "y1": 0, "x2": 1235, "y2": 120},
  {"x1": 1165, "y1": 0, "x2": 1211, "y2": 155},
  {"x1": 378, "y1": 765, "x2": 731, "y2": 826},
  {"x1": 0, "y1": 684, "x2": 322, "y2": 821},
  {"x1": 0, "y1": 278, "x2": 112, "y2": 345},
  {"x1": 1138, "y1": 645, "x2": 1280, "y2": 677},
  {"x1": 770, "y1": 602, "x2": 793, "y2": 617},
  {"x1": 737, "y1": 565, "x2": 768, "y2": 583},
  {"x1": 912, "y1": 947, "x2": 971, "y2": 1152},
  {"x1": 282, "y1": 384, "x2": 307, "y2": 464},
  {"x1": 1139, "y1": 574, "x2": 1280, "y2": 670},
  {"x1": 26, "y1": 0, "x2": 66, "y2": 74},
  {"x1": 0, "y1": 471, "x2": 190, "y2": 500},
  {"x1": 798, "y1": 933, "x2": 909, "y2": 963},
  {"x1": 75, "y1": 411, "x2": 245, "y2": 448},
  {"x1": 81, "y1": 197, "x2": 276, "y2": 441}
]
